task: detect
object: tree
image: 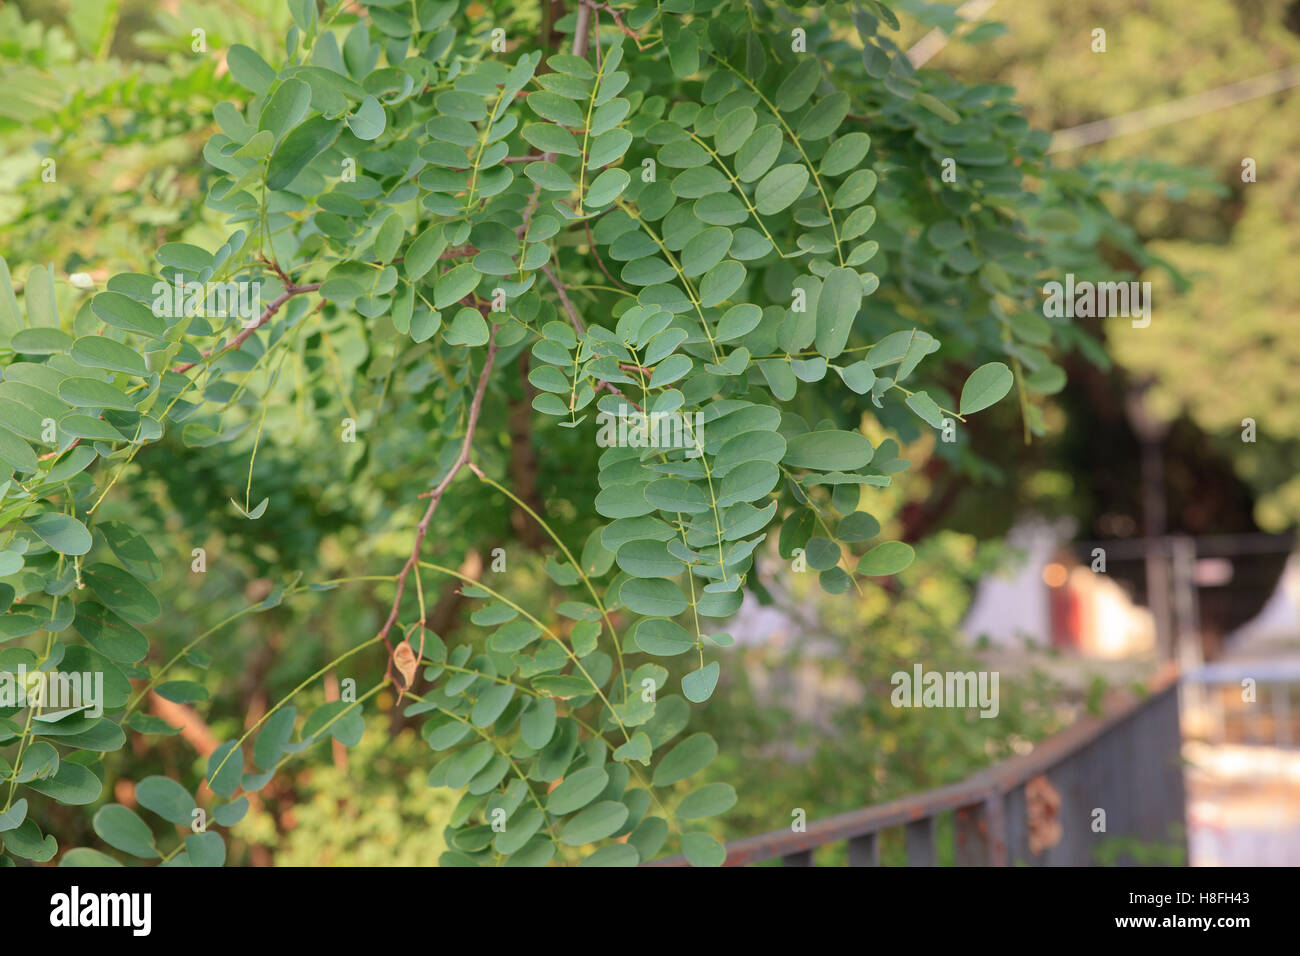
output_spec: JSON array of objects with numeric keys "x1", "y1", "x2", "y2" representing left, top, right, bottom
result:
[{"x1": 1, "y1": 0, "x2": 1144, "y2": 866}]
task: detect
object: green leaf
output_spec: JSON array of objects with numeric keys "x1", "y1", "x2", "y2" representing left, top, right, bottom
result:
[
  {"x1": 833, "y1": 169, "x2": 878, "y2": 209},
  {"x1": 471, "y1": 683, "x2": 514, "y2": 727},
  {"x1": 820, "y1": 132, "x2": 872, "y2": 177},
  {"x1": 856, "y1": 541, "x2": 915, "y2": 576},
  {"x1": 960, "y1": 362, "x2": 1015, "y2": 414},
  {"x1": 5, "y1": 819, "x2": 56, "y2": 861},
  {"x1": 24, "y1": 761, "x2": 102, "y2": 806},
  {"x1": 676, "y1": 782, "x2": 737, "y2": 819},
  {"x1": 11, "y1": 328, "x2": 72, "y2": 354},
  {"x1": 620, "y1": 578, "x2": 687, "y2": 616},
  {"x1": 682, "y1": 662, "x2": 720, "y2": 703},
  {"x1": 774, "y1": 58, "x2": 821, "y2": 112},
  {"x1": 682, "y1": 831, "x2": 725, "y2": 866},
  {"x1": 24, "y1": 264, "x2": 59, "y2": 327},
  {"x1": 546, "y1": 766, "x2": 609, "y2": 814},
  {"x1": 434, "y1": 263, "x2": 481, "y2": 309},
  {"x1": 585, "y1": 169, "x2": 630, "y2": 208},
  {"x1": 560, "y1": 800, "x2": 628, "y2": 845},
  {"x1": 736, "y1": 126, "x2": 783, "y2": 182},
  {"x1": 185, "y1": 831, "x2": 226, "y2": 867},
  {"x1": 613, "y1": 732, "x2": 652, "y2": 764},
  {"x1": 579, "y1": 843, "x2": 640, "y2": 866},
  {"x1": 782, "y1": 430, "x2": 873, "y2": 471},
  {"x1": 226, "y1": 44, "x2": 276, "y2": 95},
  {"x1": 347, "y1": 95, "x2": 386, "y2": 140},
  {"x1": 915, "y1": 92, "x2": 961, "y2": 123},
  {"x1": 253, "y1": 706, "x2": 297, "y2": 770},
  {"x1": 266, "y1": 116, "x2": 340, "y2": 190},
  {"x1": 716, "y1": 303, "x2": 762, "y2": 341},
  {"x1": 906, "y1": 391, "x2": 945, "y2": 428},
  {"x1": 444, "y1": 307, "x2": 489, "y2": 346},
  {"x1": 92, "y1": 805, "x2": 158, "y2": 859},
  {"x1": 520, "y1": 697, "x2": 557, "y2": 749},
  {"x1": 815, "y1": 267, "x2": 862, "y2": 359},
  {"x1": 24, "y1": 513, "x2": 92, "y2": 556},
  {"x1": 101, "y1": 521, "x2": 162, "y2": 581},
  {"x1": 259, "y1": 78, "x2": 313, "y2": 143},
  {"x1": 699, "y1": 260, "x2": 745, "y2": 307},
  {"x1": 207, "y1": 742, "x2": 244, "y2": 799},
  {"x1": 58, "y1": 848, "x2": 122, "y2": 866},
  {"x1": 631, "y1": 618, "x2": 695, "y2": 657},
  {"x1": 58, "y1": 377, "x2": 137, "y2": 412},
  {"x1": 528, "y1": 91, "x2": 584, "y2": 127},
  {"x1": 0, "y1": 799, "x2": 27, "y2": 833},
  {"x1": 755, "y1": 164, "x2": 810, "y2": 215},
  {"x1": 71, "y1": 336, "x2": 147, "y2": 376},
  {"x1": 405, "y1": 225, "x2": 448, "y2": 282},
  {"x1": 155, "y1": 681, "x2": 209, "y2": 704},
  {"x1": 84, "y1": 563, "x2": 160, "y2": 623},
  {"x1": 135, "y1": 776, "x2": 196, "y2": 826}
]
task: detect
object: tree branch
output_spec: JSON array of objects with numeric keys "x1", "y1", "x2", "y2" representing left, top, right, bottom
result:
[
  {"x1": 172, "y1": 282, "x2": 321, "y2": 374},
  {"x1": 376, "y1": 325, "x2": 501, "y2": 675},
  {"x1": 539, "y1": 262, "x2": 585, "y2": 334}
]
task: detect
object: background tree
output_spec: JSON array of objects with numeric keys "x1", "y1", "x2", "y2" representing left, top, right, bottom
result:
[{"x1": 1, "y1": 0, "x2": 1177, "y2": 866}]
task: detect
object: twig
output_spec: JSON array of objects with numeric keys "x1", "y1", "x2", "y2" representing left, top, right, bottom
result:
[
  {"x1": 172, "y1": 282, "x2": 321, "y2": 374},
  {"x1": 539, "y1": 263, "x2": 585, "y2": 334},
  {"x1": 584, "y1": 219, "x2": 627, "y2": 291},
  {"x1": 573, "y1": 0, "x2": 593, "y2": 57},
  {"x1": 376, "y1": 325, "x2": 501, "y2": 675},
  {"x1": 582, "y1": 0, "x2": 641, "y2": 48}
]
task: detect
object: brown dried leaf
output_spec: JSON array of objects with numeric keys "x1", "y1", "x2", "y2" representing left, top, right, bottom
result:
[{"x1": 393, "y1": 639, "x2": 418, "y2": 693}]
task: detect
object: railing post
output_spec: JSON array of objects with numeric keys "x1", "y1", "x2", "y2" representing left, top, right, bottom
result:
[
  {"x1": 953, "y1": 793, "x2": 1007, "y2": 866},
  {"x1": 782, "y1": 849, "x2": 814, "y2": 866},
  {"x1": 904, "y1": 817, "x2": 935, "y2": 866},
  {"x1": 847, "y1": 832, "x2": 879, "y2": 866}
]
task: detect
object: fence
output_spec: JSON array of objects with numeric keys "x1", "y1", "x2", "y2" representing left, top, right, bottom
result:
[{"x1": 648, "y1": 669, "x2": 1185, "y2": 867}]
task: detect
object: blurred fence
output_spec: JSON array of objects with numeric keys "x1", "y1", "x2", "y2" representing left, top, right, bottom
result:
[{"x1": 649, "y1": 670, "x2": 1184, "y2": 867}]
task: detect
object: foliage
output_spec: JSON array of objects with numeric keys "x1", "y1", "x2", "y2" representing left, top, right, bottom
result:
[
  {"x1": 933, "y1": 0, "x2": 1300, "y2": 531},
  {"x1": 1, "y1": 0, "x2": 1156, "y2": 866},
  {"x1": 698, "y1": 531, "x2": 1064, "y2": 845}
]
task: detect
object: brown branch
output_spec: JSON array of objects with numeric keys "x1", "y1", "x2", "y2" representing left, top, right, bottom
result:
[
  {"x1": 573, "y1": 0, "x2": 593, "y2": 57},
  {"x1": 376, "y1": 325, "x2": 501, "y2": 676},
  {"x1": 584, "y1": 218, "x2": 628, "y2": 291},
  {"x1": 582, "y1": 0, "x2": 642, "y2": 48},
  {"x1": 37, "y1": 282, "x2": 322, "y2": 461},
  {"x1": 539, "y1": 262, "x2": 585, "y2": 334},
  {"x1": 172, "y1": 282, "x2": 321, "y2": 374},
  {"x1": 509, "y1": 352, "x2": 547, "y2": 549},
  {"x1": 598, "y1": 380, "x2": 641, "y2": 410}
]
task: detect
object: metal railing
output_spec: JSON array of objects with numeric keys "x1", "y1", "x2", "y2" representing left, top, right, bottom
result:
[{"x1": 649, "y1": 669, "x2": 1185, "y2": 866}]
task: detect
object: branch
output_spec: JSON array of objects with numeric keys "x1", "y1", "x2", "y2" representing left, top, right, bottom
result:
[
  {"x1": 172, "y1": 282, "x2": 321, "y2": 374},
  {"x1": 573, "y1": 0, "x2": 593, "y2": 57},
  {"x1": 376, "y1": 325, "x2": 501, "y2": 675},
  {"x1": 581, "y1": 0, "x2": 642, "y2": 48},
  {"x1": 539, "y1": 263, "x2": 585, "y2": 334}
]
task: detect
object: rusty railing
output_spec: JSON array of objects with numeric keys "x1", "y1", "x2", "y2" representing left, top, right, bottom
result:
[{"x1": 649, "y1": 669, "x2": 1185, "y2": 866}]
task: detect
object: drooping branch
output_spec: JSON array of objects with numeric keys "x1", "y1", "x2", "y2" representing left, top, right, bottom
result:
[
  {"x1": 172, "y1": 282, "x2": 321, "y2": 374},
  {"x1": 376, "y1": 324, "x2": 501, "y2": 676}
]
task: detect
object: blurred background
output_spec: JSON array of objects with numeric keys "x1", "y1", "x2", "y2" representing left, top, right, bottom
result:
[{"x1": 2, "y1": 0, "x2": 1297, "y2": 865}]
